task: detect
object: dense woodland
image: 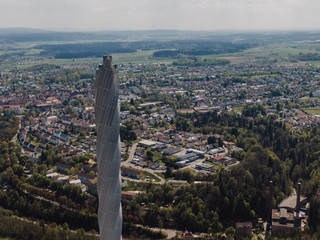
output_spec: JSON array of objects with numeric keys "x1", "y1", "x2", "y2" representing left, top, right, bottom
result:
[
  {"x1": 153, "y1": 42, "x2": 254, "y2": 58},
  {"x1": 291, "y1": 53, "x2": 320, "y2": 62},
  {"x1": 34, "y1": 40, "x2": 255, "y2": 59}
]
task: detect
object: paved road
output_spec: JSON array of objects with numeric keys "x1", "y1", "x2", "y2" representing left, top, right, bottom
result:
[
  {"x1": 126, "y1": 143, "x2": 138, "y2": 163},
  {"x1": 121, "y1": 161, "x2": 166, "y2": 184},
  {"x1": 144, "y1": 168, "x2": 165, "y2": 184},
  {"x1": 121, "y1": 142, "x2": 166, "y2": 184}
]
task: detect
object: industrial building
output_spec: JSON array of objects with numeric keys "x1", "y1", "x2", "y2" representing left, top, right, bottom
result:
[{"x1": 268, "y1": 181, "x2": 308, "y2": 234}]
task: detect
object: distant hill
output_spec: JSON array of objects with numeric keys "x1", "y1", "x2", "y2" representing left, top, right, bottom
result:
[
  {"x1": 0, "y1": 27, "x2": 52, "y2": 34},
  {"x1": 0, "y1": 28, "x2": 320, "y2": 44}
]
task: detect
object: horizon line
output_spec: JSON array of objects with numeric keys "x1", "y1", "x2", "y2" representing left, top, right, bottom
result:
[{"x1": 1, "y1": 27, "x2": 320, "y2": 33}]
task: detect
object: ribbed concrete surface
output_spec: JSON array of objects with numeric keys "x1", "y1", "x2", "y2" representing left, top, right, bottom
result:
[{"x1": 95, "y1": 56, "x2": 122, "y2": 240}]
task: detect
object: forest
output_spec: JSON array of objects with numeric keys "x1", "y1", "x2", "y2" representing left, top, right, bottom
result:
[
  {"x1": 35, "y1": 40, "x2": 255, "y2": 59},
  {"x1": 122, "y1": 105, "x2": 320, "y2": 238}
]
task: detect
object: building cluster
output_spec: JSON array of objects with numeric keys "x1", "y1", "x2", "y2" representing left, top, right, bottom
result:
[
  {"x1": 16, "y1": 108, "x2": 96, "y2": 162},
  {"x1": 282, "y1": 108, "x2": 320, "y2": 130},
  {"x1": 46, "y1": 162, "x2": 97, "y2": 194},
  {"x1": 117, "y1": 62, "x2": 320, "y2": 114},
  {"x1": 2, "y1": 58, "x2": 318, "y2": 193},
  {"x1": 126, "y1": 133, "x2": 241, "y2": 174},
  {"x1": 268, "y1": 182, "x2": 308, "y2": 233}
]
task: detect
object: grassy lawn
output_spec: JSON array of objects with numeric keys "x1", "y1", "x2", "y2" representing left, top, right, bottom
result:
[
  {"x1": 122, "y1": 180, "x2": 139, "y2": 191},
  {"x1": 299, "y1": 97, "x2": 320, "y2": 103},
  {"x1": 218, "y1": 43, "x2": 317, "y2": 62},
  {"x1": 154, "y1": 172, "x2": 165, "y2": 179},
  {"x1": 24, "y1": 48, "x2": 43, "y2": 56},
  {"x1": 155, "y1": 172, "x2": 174, "y2": 181},
  {"x1": 307, "y1": 61, "x2": 320, "y2": 66},
  {"x1": 143, "y1": 171, "x2": 161, "y2": 182},
  {"x1": 152, "y1": 151, "x2": 163, "y2": 162},
  {"x1": 129, "y1": 139, "x2": 140, "y2": 145},
  {"x1": 232, "y1": 106, "x2": 243, "y2": 111},
  {"x1": 301, "y1": 107, "x2": 320, "y2": 115},
  {"x1": 250, "y1": 74, "x2": 278, "y2": 79},
  {"x1": 30, "y1": 141, "x2": 39, "y2": 147},
  {"x1": 112, "y1": 50, "x2": 160, "y2": 64}
]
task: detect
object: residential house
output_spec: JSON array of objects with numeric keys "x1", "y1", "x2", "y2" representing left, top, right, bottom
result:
[
  {"x1": 78, "y1": 172, "x2": 94, "y2": 184},
  {"x1": 86, "y1": 183, "x2": 97, "y2": 195},
  {"x1": 121, "y1": 166, "x2": 143, "y2": 179},
  {"x1": 121, "y1": 191, "x2": 136, "y2": 200},
  {"x1": 56, "y1": 162, "x2": 72, "y2": 173}
]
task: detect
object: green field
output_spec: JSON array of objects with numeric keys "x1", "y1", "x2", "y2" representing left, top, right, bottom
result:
[
  {"x1": 239, "y1": 43, "x2": 317, "y2": 56},
  {"x1": 0, "y1": 49, "x2": 168, "y2": 71},
  {"x1": 214, "y1": 43, "x2": 319, "y2": 65},
  {"x1": 122, "y1": 180, "x2": 139, "y2": 191},
  {"x1": 301, "y1": 107, "x2": 320, "y2": 115},
  {"x1": 307, "y1": 60, "x2": 320, "y2": 66},
  {"x1": 112, "y1": 50, "x2": 160, "y2": 64},
  {"x1": 151, "y1": 151, "x2": 163, "y2": 162},
  {"x1": 299, "y1": 97, "x2": 320, "y2": 103},
  {"x1": 232, "y1": 106, "x2": 244, "y2": 111},
  {"x1": 1, "y1": 37, "x2": 320, "y2": 72}
]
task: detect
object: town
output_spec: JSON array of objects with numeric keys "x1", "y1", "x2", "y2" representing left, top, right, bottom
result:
[{"x1": 1, "y1": 31, "x2": 320, "y2": 239}]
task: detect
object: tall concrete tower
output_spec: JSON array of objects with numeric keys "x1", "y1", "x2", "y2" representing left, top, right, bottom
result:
[{"x1": 95, "y1": 56, "x2": 122, "y2": 239}]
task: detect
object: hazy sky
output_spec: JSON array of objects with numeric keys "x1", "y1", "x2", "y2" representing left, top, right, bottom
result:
[{"x1": 0, "y1": 0, "x2": 319, "y2": 31}]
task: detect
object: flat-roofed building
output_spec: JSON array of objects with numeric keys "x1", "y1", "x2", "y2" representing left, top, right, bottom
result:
[
  {"x1": 138, "y1": 139, "x2": 158, "y2": 148},
  {"x1": 195, "y1": 163, "x2": 214, "y2": 171}
]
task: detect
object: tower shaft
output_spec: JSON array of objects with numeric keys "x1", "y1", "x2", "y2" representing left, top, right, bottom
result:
[{"x1": 95, "y1": 56, "x2": 122, "y2": 239}]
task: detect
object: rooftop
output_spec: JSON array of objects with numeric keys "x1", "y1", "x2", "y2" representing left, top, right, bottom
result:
[{"x1": 279, "y1": 194, "x2": 307, "y2": 210}]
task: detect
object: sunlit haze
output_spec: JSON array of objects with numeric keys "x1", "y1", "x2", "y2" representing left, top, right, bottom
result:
[{"x1": 0, "y1": 0, "x2": 319, "y2": 31}]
